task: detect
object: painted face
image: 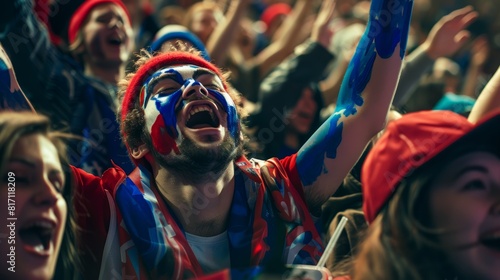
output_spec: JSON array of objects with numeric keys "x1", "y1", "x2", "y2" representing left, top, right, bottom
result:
[
  {"x1": 141, "y1": 64, "x2": 239, "y2": 156},
  {"x1": 429, "y1": 151, "x2": 500, "y2": 279},
  {"x1": 0, "y1": 134, "x2": 67, "y2": 280},
  {"x1": 82, "y1": 3, "x2": 134, "y2": 66}
]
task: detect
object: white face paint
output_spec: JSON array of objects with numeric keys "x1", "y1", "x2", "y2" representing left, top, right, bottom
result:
[{"x1": 140, "y1": 64, "x2": 239, "y2": 156}]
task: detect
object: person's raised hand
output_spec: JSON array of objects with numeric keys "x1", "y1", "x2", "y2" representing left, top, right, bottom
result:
[
  {"x1": 423, "y1": 6, "x2": 478, "y2": 60},
  {"x1": 470, "y1": 36, "x2": 490, "y2": 68},
  {"x1": 311, "y1": 0, "x2": 337, "y2": 49}
]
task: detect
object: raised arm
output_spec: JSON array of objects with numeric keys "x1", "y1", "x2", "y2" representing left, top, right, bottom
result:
[
  {"x1": 205, "y1": 0, "x2": 251, "y2": 65},
  {"x1": 461, "y1": 36, "x2": 490, "y2": 98},
  {"x1": 250, "y1": 0, "x2": 315, "y2": 79},
  {"x1": 248, "y1": 0, "x2": 336, "y2": 127},
  {"x1": 468, "y1": 66, "x2": 500, "y2": 123},
  {"x1": 394, "y1": 6, "x2": 478, "y2": 108},
  {"x1": 0, "y1": 0, "x2": 64, "y2": 97},
  {"x1": 296, "y1": 0, "x2": 413, "y2": 212}
]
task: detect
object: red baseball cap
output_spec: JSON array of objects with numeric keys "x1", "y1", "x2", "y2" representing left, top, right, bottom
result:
[
  {"x1": 362, "y1": 109, "x2": 500, "y2": 223},
  {"x1": 68, "y1": 0, "x2": 131, "y2": 44},
  {"x1": 260, "y1": 3, "x2": 291, "y2": 30}
]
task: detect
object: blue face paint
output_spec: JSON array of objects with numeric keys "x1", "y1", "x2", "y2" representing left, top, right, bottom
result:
[
  {"x1": 208, "y1": 88, "x2": 239, "y2": 139},
  {"x1": 142, "y1": 65, "x2": 240, "y2": 150},
  {"x1": 296, "y1": 0, "x2": 413, "y2": 186},
  {"x1": 144, "y1": 68, "x2": 186, "y2": 139}
]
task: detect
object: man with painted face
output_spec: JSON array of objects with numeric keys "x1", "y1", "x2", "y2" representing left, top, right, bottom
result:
[{"x1": 71, "y1": 0, "x2": 414, "y2": 278}]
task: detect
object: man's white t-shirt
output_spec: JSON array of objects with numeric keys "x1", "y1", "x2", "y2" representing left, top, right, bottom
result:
[{"x1": 185, "y1": 231, "x2": 231, "y2": 273}]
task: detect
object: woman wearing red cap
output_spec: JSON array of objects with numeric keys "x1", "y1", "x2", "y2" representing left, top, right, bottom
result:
[
  {"x1": 348, "y1": 71, "x2": 500, "y2": 279},
  {"x1": 0, "y1": 0, "x2": 135, "y2": 176}
]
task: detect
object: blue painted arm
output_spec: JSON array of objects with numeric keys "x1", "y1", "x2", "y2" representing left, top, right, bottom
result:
[{"x1": 296, "y1": 0, "x2": 413, "y2": 210}]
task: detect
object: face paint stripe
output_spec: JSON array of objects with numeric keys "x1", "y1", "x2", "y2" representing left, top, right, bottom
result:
[
  {"x1": 208, "y1": 89, "x2": 239, "y2": 139},
  {"x1": 154, "y1": 89, "x2": 182, "y2": 138},
  {"x1": 139, "y1": 86, "x2": 146, "y2": 108},
  {"x1": 143, "y1": 68, "x2": 185, "y2": 109},
  {"x1": 151, "y1": 114, "x2": 177, "y2": 155}
]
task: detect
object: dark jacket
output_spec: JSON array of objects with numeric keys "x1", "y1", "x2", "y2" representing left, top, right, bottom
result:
[{"x1": 245, "y1": 41, "x2": 335, "y2": 158}]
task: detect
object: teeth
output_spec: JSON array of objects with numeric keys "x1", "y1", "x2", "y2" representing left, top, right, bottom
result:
[
  {"x1": 189, "y1": 105, "x2": 212, "y2": 116},
  {"x1": 187, "y1": 105, "x2": 215, "y2": 123},
  {"x1": 34, "y1": 244, "x2": 45, "y2": 252}
]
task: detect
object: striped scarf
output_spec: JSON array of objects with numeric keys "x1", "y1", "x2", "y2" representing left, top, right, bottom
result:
[{"x1": 112, "y1": 155, "x2": 323, "y2": 279}]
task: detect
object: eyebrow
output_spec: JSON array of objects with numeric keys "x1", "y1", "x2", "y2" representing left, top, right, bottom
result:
[
  {"x1": 151, "y1": 73, "x2": 179, "y2": 90},
  {"x1": 9, "y1": 158, "x2": 65, "y2": 180},
  {"x1": 9, "y1": 158, "x2": 36, "y2": 168},
  {"x1": 150, "y1": 68, "x2": 219, "y2": 94},
  {"x1": 192, "y1": 68, "x2": 218, "y2": 79},
  {"x1": 451, "y1": 165, "x2": 489, "y2": 182},
  {"x1": 97, "y1": 11, "x2": 120, "y2": 19}
]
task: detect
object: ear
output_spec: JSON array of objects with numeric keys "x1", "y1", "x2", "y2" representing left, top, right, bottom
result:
[{"x1": 131, "y1": 144, "x2": 149, "y2": 160}]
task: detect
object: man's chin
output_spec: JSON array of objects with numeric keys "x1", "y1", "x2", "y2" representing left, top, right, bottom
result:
[{"x1": 153, "y1": 137, "x2": 239, "y2": 176}]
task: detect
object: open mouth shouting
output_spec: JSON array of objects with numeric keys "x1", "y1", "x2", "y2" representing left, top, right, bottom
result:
[
  {"x1": 186, "y1": 104, "x2": 220, "y2": 129},
  {"x1": 182, "y1": 100, "x2": 225, "y2": 142},
  {"x1": 106, "y1": 32, "x2": 126, "y2": 47},
  {"x1": 480, "y1": 229, "x2": 500, "y2": 253},
  {"x1": 19, "y1": 219, "x2": 57, "y2": 257},
  {"x1": 108, "y1": 36, "x2": 123, "y2": 46}
]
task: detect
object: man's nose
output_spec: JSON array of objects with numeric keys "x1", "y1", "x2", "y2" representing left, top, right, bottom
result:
[
  {"x1": 182, "y1": 80, "x2": 209, "y2": 99},
  {"x1": 110, "y1": 16, "x2": 124, "y2": 29}
]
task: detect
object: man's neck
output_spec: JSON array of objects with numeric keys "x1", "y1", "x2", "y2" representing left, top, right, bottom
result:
[
  {"x1": 84, "y1": 63, "x2": 124, "y2": 85},
  {"x1": 155, "y1": 164, "x2": 236, "y2": 237}
]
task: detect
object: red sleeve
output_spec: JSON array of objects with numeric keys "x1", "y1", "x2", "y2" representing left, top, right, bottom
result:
[
  {"x1": 277, "y1": 153, "x2": 306, "y2": 200},
  {"x1": 71, "y1": 166, "x2": 110, "y2": 279}
]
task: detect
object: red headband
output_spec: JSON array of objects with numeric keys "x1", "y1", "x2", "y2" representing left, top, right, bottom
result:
[
  {"x1": 68, "y1": 0, "x2": 131, "y2": 44},
  {"x1": 261, "y1": 3, "x2": 291, "y2": 29},
  {"x1": 121, "y1": 51, "x2": 225, "y2": 123}
]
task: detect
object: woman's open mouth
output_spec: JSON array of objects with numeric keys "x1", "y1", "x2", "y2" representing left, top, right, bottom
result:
[
  {"x1": 480, "y1": 230, "x2": 500, "y2": 252},
  {"x1": 19, "y1": 220, "x2": 56, "y2": 257}
]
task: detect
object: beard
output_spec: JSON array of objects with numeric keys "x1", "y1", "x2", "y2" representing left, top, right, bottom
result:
[{"x1": 149, "y1": 133, "x2": 242, "y2": 181}]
